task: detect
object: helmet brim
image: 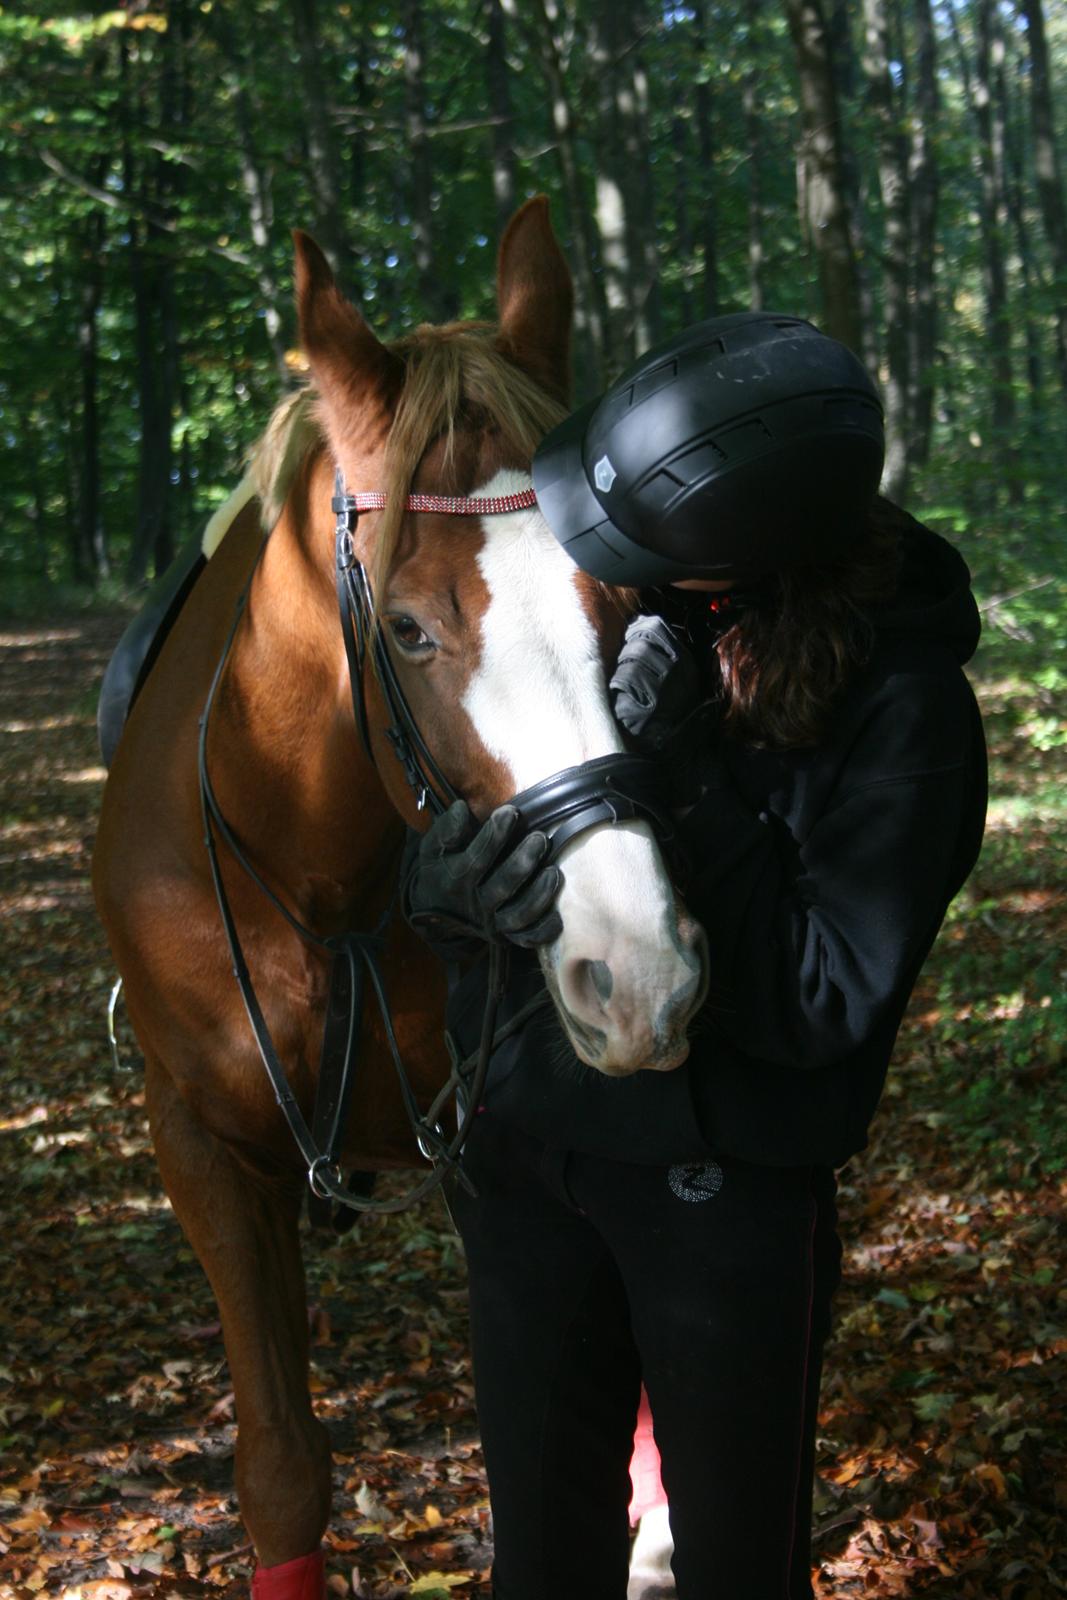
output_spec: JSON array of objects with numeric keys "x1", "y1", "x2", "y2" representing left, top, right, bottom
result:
[{"x1": 533, "y1": 403, "x2": 703, "y2": 587}]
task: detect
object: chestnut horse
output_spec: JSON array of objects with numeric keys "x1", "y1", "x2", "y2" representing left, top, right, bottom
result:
[{"x1": 92, "y1": 199, "x2": 706, "y2": 1590}]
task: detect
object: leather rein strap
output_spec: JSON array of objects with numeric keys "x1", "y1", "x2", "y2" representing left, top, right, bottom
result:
[{"x1": 199, "y1": 469, "x2": 671, "y2": 1218}]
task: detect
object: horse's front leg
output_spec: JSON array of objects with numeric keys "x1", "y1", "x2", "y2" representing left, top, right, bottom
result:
[{"x1": 145, "y1": 1056, "x2": 331, "y2": 1591}]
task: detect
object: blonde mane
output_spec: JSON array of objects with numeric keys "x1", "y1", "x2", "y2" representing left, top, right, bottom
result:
[
  {"x1": 246, "y1": 326, "x2": 568, "y2": 599},
  {"x1": 248, "y1": 387, "x2": 322, "y2": 533}
]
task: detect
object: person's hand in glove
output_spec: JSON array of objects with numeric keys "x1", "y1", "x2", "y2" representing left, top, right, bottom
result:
[
  {"x1": 609, "y1": 614, "x2": 702, "y2": 751},
  {"x1": 405, "y1": 800, "x2": 563, "y2": 961}
]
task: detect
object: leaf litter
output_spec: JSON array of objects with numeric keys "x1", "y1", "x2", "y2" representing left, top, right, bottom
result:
[{"x1": 0, "y1": 615, "x2": 1064, "y2": 1598}]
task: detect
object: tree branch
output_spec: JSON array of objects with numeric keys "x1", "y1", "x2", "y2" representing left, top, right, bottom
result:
[{"x1": 34, "y1": 145, "x2": 258, "y2": 273}]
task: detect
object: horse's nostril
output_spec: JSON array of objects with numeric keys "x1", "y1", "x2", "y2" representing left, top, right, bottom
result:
[
  {"x1": 587, "y1": 959, "x2": 613, "y2": 1004},
  {"x1": 560, "y1": 956, "x2": 614, "y2": 1015}
]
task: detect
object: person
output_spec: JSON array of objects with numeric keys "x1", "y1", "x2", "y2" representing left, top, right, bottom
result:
[{"x1": 405, "y1": 313, "x2": 987, "y2": 1600}]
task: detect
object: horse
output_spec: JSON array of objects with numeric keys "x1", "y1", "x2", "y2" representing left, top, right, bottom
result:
[{"x1": 92, "y1": 197, "x2": 708, "y2": 1594}]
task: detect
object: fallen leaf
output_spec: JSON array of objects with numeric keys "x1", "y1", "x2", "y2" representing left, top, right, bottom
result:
[{"x1": 355, "y1": 1483, "x2": 389, "y2": 1522}]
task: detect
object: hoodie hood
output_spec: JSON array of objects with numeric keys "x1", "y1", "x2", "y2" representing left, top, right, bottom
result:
[{"x1": 871, "y1": 504, "x2": 982, "y2": 666}]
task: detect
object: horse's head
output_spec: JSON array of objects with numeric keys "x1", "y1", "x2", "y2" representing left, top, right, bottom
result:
[{"x1": 293, "y1": 199, "x2": 707, "y2": 1076}]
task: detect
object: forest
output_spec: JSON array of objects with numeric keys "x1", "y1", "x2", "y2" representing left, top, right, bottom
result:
[
  {"x1": 1, "y1": 3, "x2": 1066, "y2": 1599},
  {"x1": 2, "y1": 0, "x2": 1067, "y2": 591}
]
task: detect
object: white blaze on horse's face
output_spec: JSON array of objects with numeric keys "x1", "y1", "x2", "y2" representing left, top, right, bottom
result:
[{"x1": 463, "y1": 469, "x2": 707, "y2": 1075}]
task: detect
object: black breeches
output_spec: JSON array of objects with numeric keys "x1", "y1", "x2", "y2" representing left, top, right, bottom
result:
[{"x1": 452, "y1": 1113, "x2": 841, "y2": 1600}]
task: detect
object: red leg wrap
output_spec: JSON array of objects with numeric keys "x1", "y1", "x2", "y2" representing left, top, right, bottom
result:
[{"x1": 251, "y1": 1547, "x2": 326, "y2": 1600}]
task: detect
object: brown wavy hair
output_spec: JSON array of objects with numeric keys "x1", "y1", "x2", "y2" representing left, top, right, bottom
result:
[{"x1": 713, "y1": 497, "x2": 905, "y2": 749}]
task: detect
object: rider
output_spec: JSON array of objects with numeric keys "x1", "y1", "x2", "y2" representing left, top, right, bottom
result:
[{"x1": 405, "y1": 313, "x2": 987, "y2": 1600}]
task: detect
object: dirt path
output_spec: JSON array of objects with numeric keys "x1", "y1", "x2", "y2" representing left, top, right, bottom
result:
[{"x1": 0, "y1": 615, "x2": 1063, "y2": 1600}]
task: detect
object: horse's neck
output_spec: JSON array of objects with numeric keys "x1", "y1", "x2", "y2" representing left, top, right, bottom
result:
[{"x1": 212, "y1": 472, "x2": 403, "y2": 931}]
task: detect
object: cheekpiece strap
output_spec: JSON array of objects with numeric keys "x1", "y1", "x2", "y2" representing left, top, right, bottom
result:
[{"x1": 332, "y1": 468, "x2": 458, "y2": 816}]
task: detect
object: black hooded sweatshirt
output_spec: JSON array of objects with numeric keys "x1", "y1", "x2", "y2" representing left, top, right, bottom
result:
[{"x1": 443, "y1": 517, "x2": 987, "y2": 1170}]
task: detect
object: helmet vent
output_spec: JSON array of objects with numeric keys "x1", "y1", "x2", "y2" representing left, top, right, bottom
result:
[
  {"x1": 629, "y1": 359, "x2": 678, "y2": 407},
  {"x1": 716, "y1": 417, "x2": 774, "y2": 457},
  {"x1": 822, "y1": 394, "x2": 884, "y2": 430},
  {"x1": 674, "y1": 438, "x2": 727, "y2": 477}
]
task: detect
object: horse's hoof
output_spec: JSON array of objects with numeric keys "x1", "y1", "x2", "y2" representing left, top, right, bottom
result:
[
  {"x1": 251, "y1": 1547, "x2": 326, "y2": 1600},
  {"x1": 627, "y1": 1504, "x2": 676, "y2": 1600}
]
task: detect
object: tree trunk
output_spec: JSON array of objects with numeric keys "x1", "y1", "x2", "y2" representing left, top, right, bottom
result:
[
  {"x1": 972, "y1": 0, "x2": 1017, "y2": 475},
  {"x1": 782, "y1": 0, "x2": 863, "y2": 353},
  {"x1": 591, "y1": 2, "x2": 636, "y2": 371},
  {"x1": 829, "y1": 0, "x2": 878, "y2": 375},
  {"x1": 350, "y1": 0, "x2": 371, "y2": 211},
  {"x1": 291, "y1": 0, "x2": 353, "y2": 283},
  {"x1": 150, "y1": 0, "x2": 190, "y2": 575},
  {"x1": 671, "y1": 111, "x2": 696, "y2": 325},
  {"x1": 742, "y1": 0, "x2": 764, "y2": 310},
  {"x1": 1020, "y1": 0, "x2": 1067, "y2": 394},
  {"x1": 486, "y1": 0, "x2": 518, "y2": 240},
  {"x1": 211, "y1": 9, "x2": 290, "y2": 384},
  {"x1": 1002, "y1": 18, "x2": 1043, "y2": 415},
  {"x1": 692, "y1": 0, "x2": 719, "y2": 317},
  {"x1": 507, "y1": 0, "x2": 607, "y2": 387},
  {"x1": 862, "y1": 0, "x2": 911, "y2": 499},
  {"x1": 22, "y1": 407, "x2": 49, "y2": 583},
  {"x1": 120, "y1": 27, "x2": 173, "y2": 586},
  {"x1": 589, "y1": 0, "x2": 661, "y2": 363},
  {"x1": 908, "y1": 0, "x2": 939, "y2": 469},
  {"x1": 125, "y1": 207, "x2": 169, "y2": 588},
  {"x1": 76, "y1": 193, "x2": 109, "y2": 582},
  {"x1": 625, "y1": 8, "x2": 661, "y2": 350},
  {"x1": 404, "y1": 0, "x2": 451, "y2": 320}
]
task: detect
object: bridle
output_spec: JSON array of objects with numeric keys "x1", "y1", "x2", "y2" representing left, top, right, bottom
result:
[{"x1": 198, "y1": 466, "x2": 673, "y2": 1216}]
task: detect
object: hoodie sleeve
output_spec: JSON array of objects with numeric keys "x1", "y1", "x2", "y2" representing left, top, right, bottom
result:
[{"x1": 682, "y1": 657, "x2": 986, "y2": 1071}]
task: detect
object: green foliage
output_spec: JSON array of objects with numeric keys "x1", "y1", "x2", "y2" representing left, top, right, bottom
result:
[
  {"x1": 2, "y1": 0, "x2": 1065, "y2": 597},
  {"x1": 892, "y1": 468, "x2": 1067, "y2": 1184}
]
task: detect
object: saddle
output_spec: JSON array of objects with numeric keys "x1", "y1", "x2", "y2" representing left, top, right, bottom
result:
[{"x1": 97, "y1": 543, "x2": 206, "y2": 767}]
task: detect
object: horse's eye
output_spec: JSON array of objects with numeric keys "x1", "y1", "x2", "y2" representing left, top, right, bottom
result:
[{"x1": 388, "y1": 615, "x2": 434, "y2": 654}]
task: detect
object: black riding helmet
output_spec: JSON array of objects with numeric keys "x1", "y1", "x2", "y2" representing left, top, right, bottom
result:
[{"x1": 532, "y1": 312, "x2": 885, "y2": 586}]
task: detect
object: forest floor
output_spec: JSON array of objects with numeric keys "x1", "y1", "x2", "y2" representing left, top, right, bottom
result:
[{"x1": 0, "y1": 608, "x2": 1064, "y2": 1600}]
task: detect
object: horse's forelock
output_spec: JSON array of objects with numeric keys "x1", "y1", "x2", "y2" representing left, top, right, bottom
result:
[
  {"x1": 245, "y1": 328, "x2": 568, "y2": 598},
  {"x1": 370, "y1": 329, "x2": 568, "y2": 602}
]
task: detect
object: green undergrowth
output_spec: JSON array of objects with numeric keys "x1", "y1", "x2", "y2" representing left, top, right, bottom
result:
[{"x1": 895, "y1": 469, "x2": 1067, "y2": 1184}]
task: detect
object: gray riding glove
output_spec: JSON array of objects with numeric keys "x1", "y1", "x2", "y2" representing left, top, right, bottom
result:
[
  {"x1": 609, "y1": 614, "x2": 702, "y2": 751},
  {"x1": 405, "y1": 800, "x2": 563, "y2": 961}
]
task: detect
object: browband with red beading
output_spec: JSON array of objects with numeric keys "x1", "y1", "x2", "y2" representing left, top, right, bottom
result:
[{"x1": 345, "y1": 488, "x2": 538, "y2": 516}]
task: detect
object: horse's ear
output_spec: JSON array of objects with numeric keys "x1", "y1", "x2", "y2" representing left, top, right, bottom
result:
[
  {"x1": 495, "y1": 197, "x2": 574, "y2": 405},
  {"x1": 293, "y1": 229, "x2": 403, "y2": 447}
]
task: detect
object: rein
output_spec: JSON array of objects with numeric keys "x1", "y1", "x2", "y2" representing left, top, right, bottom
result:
[{"x1": 199, "y1": 468, "x2": 671, "y2": 1218}]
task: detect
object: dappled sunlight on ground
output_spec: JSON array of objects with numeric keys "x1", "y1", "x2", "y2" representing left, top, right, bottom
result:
[{"x1": 0, "y1": 615, "x2": 1063, "y2": 1599}]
